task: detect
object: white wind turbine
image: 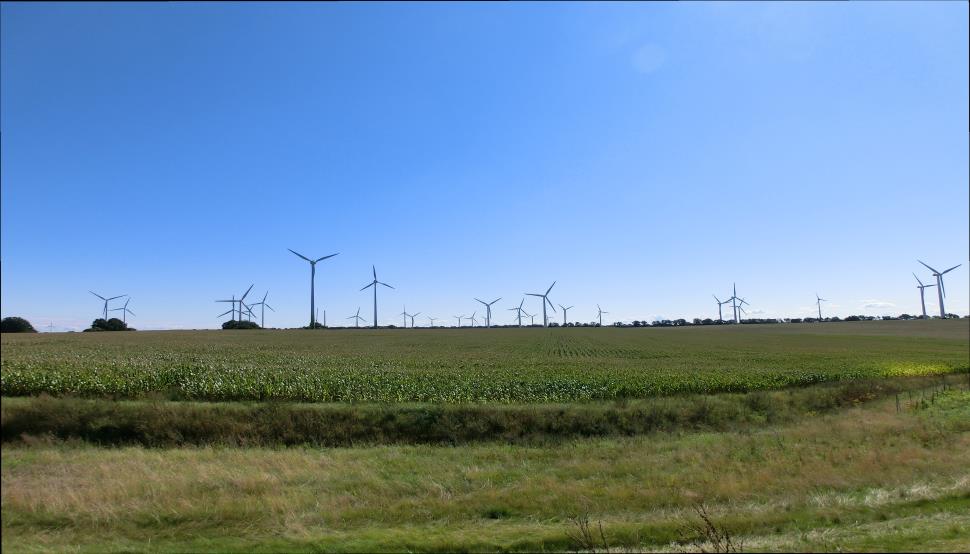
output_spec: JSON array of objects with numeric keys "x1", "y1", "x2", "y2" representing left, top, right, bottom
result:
[
  {"x1": 360, "y1": 266, "x2": 394, "y2": 328},
  {"x1": 288, "y1": 249, "x2": 338, "y2": 328},
  {"x1": 347, "y1": 307, "x2": 367, "y2": 328},
  {"x1": 90, "y1": 291, "x2": 127, "y2": 320},
  {"x1": 912, "y1": 273, "x2": 936, "y2": 318},
  {"x1": 596, "y1": 304, "x2": 609, "y2": 326},
  {"x1": 815, "y1": 294, "x2": 827, "y2": 321},
  {"x1": 508, "y1": 298, "x2": 526, "y2": 327},
  {"x1": 525, "y1": 281, "x2": 556, "y2": 327},
  {"x1": 917, "y1": 260, "x2": 962, "y2": 318},
  {"x1": 559, "y1": 304, "x2": 574, "y2": 326},
  {"x1": 110, "y1": 298, "x2": 135, "y2": 324},
  {"x1": 475, "y1": 297, "x2": 502, "y2": 327}
]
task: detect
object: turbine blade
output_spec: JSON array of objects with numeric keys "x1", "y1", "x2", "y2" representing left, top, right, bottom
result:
[
  {"x1": 380, "y1": 282, "x2": 394, "y2": 289},
  {"x1": 373, "y1": 265, "x2": 377, "y2": 279},
  {"x1": 913, "y1": 273, "x2": 923, "y2": 286},
  {"x1": 107, "y1": 295, "x2": 126, "y2": 301},
  {"x1": 546, "y1": 281, "x2": 556, "y2": 295},
  {"x1": 475, "y1": 298, "x2": 485, "y2": 305},
  {"x1": 917, "y1": 260, "x2": 939, "y2": 274},
  {"x1": 265, "y1": 304, "x2": 275, "y2": 311},
  {"x1": 526, "y1": 293, "x2": 542, "y2": 297},
  {"x1": 315, "y1": 253, "x2": 339, "y2": 263},
  {"x1": 241, "y1": 284, "x2": 254, "y2": 300},
  {"x1": 941, "y1": 264, "x2": 961, "y2": 275},
  {"x1": 360, "y1": 282, "x2": 375, "y2": 291},
  {"x1": 288, "y1": 249, "x2": 311, "y2": 262},
  {"x1": 89, "y1": 291, "x2": 106, "y2": 300}
]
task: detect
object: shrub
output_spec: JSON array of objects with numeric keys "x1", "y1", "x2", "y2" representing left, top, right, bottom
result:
[
  {"x1": 84, "y1": 318, "x2": 134, "y2": 332},
  {"x1": 222, "y1": 320, "x2": 260, "y2": 330},
  {"x1": 0, "y1": 317, "x2": 37, "y2": 333}
]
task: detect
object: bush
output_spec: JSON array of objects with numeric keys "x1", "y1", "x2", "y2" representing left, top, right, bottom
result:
[
  {"x1": 84, "y1": 318, "x2": 134, "y2": 332},
  {"x1": 222, "y1": 320, "x2": 260, "y2": 330},
  {"x1": 0, "y1": 317, "x2": 37, "y2": 333}
]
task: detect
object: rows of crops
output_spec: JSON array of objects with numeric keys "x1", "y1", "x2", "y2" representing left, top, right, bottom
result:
[{"x1": 2, "y1": 322, "x2": 967, "y2": 403}]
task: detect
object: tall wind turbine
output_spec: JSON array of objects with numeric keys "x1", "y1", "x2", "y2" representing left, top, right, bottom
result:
[
  {"x1": 360, "y1": 266, "x2": 394, "y2": 328},
  {"x1": 559, "y1": 305, "x2": 574, "y2": 326},
  {"x1": 525, "y1": 311, "x2": 536, "y2": 326},
  {"x1": 90, "y1": 291, "x2": 127, "y2": 320},
  {"x1": 288, "y1": 249, "x2": 338, "y2": 328},
  {"x1": 917, "y1": 260, "x2": 962, "y2": 318},
  {"x1": 508, "y1": 299, "x2": 526, "y2": 327},
  {"x1": 347, "y1": 307, "x2": 366, "y2": 328},
  {"x1": 815, "y1": 294, "x2": 827, "y2": 321},
  {"x1": 110, "y1": 298, "x2": 135, "y2": 324},
  {"x1": 596, "y1": 304, "x2": 609, "y2": 326},
  {"x1": 454, "y1": 314, "x2": 464, "y2": 327},
  {"x1": 400, "y1": 306, "x2": 410, "y2": 328},
  {"x1": 525, "y1": 281, "x2": 556, "y2": 327},
  {"x1": 727, "y1": 283, "x2": 748, "y2": 324},
  {"x1": 475, "y1": 297, "x2": 502, "y2": 327},
  {"x1": 409, "y1": 312, "x2": 421, "y2": 328},
  {"x1": 427, "y1": 316, "x2": 438, "y2": 327},
  {"x1": 912, "y1": 273, "x2": 936, "y2": 318},
  {"x1": 468, "y1": 311, "x2": 478, "y2": 327}
]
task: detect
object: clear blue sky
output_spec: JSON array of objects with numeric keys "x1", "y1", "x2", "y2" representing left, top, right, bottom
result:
[{"x1": 2, "y1": 2, "x2": 968, "y2": 330}]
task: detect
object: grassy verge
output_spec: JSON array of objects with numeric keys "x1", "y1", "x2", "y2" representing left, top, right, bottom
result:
[
  {"x1": 2, "y1": 390, "x2": 968, "y2": 552},
  {"x1": 2, "y1": 374, "x2": 962, "y2": 447}
]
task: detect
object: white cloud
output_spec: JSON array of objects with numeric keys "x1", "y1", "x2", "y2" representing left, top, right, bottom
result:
[{"x1": 862, "y1": 300, "x2": 896, "y2": 310}]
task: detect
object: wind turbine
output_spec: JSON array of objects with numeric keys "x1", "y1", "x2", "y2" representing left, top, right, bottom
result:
[
  {"x1": 525, "y1": 281, "x2": 556, "y2": 327},
  {"x1": 454, "y1": 314, "x2": 464, "y2": 327},
  {"x1": 727, "y1": 283, "x2": 748, "y2": 324},
  {"x1": 400, "y1": 306, "x2": 410, "y2": 328},
  {"x1": 559, "y1": 304, "x2": 574, "y2": 326},
  {"x1": 917, "y1": 260, "x2": 962, "y2": 318},
  {"x1": 815, "y1": 294, "x2": 827, "y2": 321},
  {"x1": 90, "y1": 291, "x2": 127, "y2": 320},
  {"x1": 912, "y1": 273, "x2": 936, "y2": 318},
  {"x1": 468, "y1": 311, "x2": 478, "y2": 327},
  {"x1": 347, "y1": 307, "x2": 366, "y2": 328},
  {"x1": 288, "y1": 249, "x2": 339, "y2": 328},
  {"x1": 110, "y1": 298, "x2": 135, "y2": 324},
  {"x1": 409, "y1": 312, "x2": 421, "y2": 328},
  {"x1": 713, "y1": 295, "x2": 731, "y2": 323},
  {"x1": 508, "y1": 299, "x2": 526, "y2": 327},
  {"x1": 216, "y1": 284, "x2": 253, "y2": 322},
  {"x1": 427, "y1": 316, "x2": 438, "y2": 327},
  {"x1": 525, "y1": 310, "x2": 536, "y2": 326},
  {"x1": 475, "y1": 297, "x2": 502, "y2": 327},
  {"x1": 596, "y1": 304, "x2": 609, "y2": 326},
  {"x1": 360, "y1": 266, "x2": 394, "y2": 328},
  {"x1": 248, "y1": 291, "x2": 274, "y2": 328}
]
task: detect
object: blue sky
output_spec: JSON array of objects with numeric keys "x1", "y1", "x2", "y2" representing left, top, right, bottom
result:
[{"x1": 2, "y1": 2, "x2": 968, "y2": 330}]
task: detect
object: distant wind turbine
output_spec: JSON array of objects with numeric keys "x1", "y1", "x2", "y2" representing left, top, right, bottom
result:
[
  {"x1": 288, "y1": 249, "x2": 338, "y2": 328},
  {"x1": 596, "y1": 304, "x2": 609, "y2": 326},
  {"x1": 912, "y1": 273, "x2": 936, "y2": 318},
  {"x1": 559, "y1": 304, "x2": 574, "y2": 326},
  {"x1": 248, "y1": 291, "x2": 274, "y2": 328},
  {"x1": 815, "y1": 294, "x2": 827, "y2": 321},
  {"x1": 917, "y1": 260, "x2": 962, "y2": 318},
  {"x1": 400, "y1": 306, "x2": 410, "y2": 328},
  {"x1": 525, "y1": 311, "x2": 536, "y2": 326},
  {"x1": 110, "y1": 298, "x2": 135, "y2": 324},
  {"x1": 454, "y1": 314, "x2": 464, "y2": 327},
  {"x1": 347, "y1": 307, "x2": 366, "y2": 328},
  {"x1": 468, "y1": 311, "x2": 478, "y2": 327},
  {"x1": 525, "y1": 281, "x2": 556, "y2": 327},
  {"x1": 216, "y1": 284, "x2": 253, "y2": 322},
  {"x1": 90, "y1": 291, "x2": 127, "y2": 320},
  {"x1": 427, "y1": 316, "x2": 438, "y2": 327},
  {"x1": 409, "y1": 312, "x2": 421, "y2": 328},
  {"x1": 727, "y1": 283, "x2": 748, "y2": 324},
  {"x1": 508, "y1": 299, "x2": 526, "y2": 327},
  {"x1": 713, "y1": 295, "x2": 731, "y2": 323},
  {"x1": 360, "y1": 266, "x2": 394, "y2": 328},
  {"x1": 475, "y1": 297, "x2": 502, "y2": 327}
]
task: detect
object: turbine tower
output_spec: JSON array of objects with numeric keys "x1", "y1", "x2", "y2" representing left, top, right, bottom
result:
[
  {"x1": 917, "y1": 260, "x2": 962, "y2": 318},
  {"x1": 815, "y1": 294, "x2": 827, "y2": 321},
  {"x1": 913, "y1": 273, "x2": 936, "y2": 318},
  {"x1": 596, "y1": 304, "x2": 609, "y2": 326},
  {"x1": 360, "y1": 266, "x2": 394, "y2": 328},
  {"x1": 559, "y1": 305, "x2": 574, "y2": 326},
  {"x1": 508, "y1": 299, "x2": 526, "y2": 327},
  {"x1": 525, "y1": 281, "x2": 556, "y2": 327},
  {"x1": 288, "y1": 249, "x2": 339, "y2": 328},
  {"x1": 347, "y1": 307, "x2": 366, "y2": 328},
  {"x1": 475, "y1": 297, "x2": 502, "y2": 327},
  {"x1": 90, "y1": 291, "x2": 127, "y2": 320},
  {"x1": 110, "y1": 298, "x2": 135, "y2": 324}
]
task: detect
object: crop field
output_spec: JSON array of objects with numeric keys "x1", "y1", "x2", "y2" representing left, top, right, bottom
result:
[{"x1": 2, "y1": 320, "x2": 968, "y2": 404}]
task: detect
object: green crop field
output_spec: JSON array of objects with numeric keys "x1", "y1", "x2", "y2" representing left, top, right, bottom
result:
[
  {"x1": 2, "y1": 320, "x2": 969, "y2": 552},
  {"x1": 2, "y1": 319, "x2": 967, "y2": 403}
]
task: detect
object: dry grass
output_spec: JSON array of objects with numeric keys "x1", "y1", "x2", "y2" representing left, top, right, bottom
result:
[{"x1": 3, "y1": 392, "x2": 969, "y2": 552}]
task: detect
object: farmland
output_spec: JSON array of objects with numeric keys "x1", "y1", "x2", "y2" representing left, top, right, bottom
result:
[
  {"x1": 2, "y1": 320, "x2": 969, "y2": 552},
  {"x1": 2, "y1": 320, "x2": 967, "y2": 403}
]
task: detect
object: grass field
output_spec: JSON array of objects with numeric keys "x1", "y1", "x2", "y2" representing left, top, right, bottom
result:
[
  {"x1": 2, "y1": 320, "x2": 968, "y2": 552},
  {"x1": 2, "y1": 320, "x2": 967, "y2": 403}
]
